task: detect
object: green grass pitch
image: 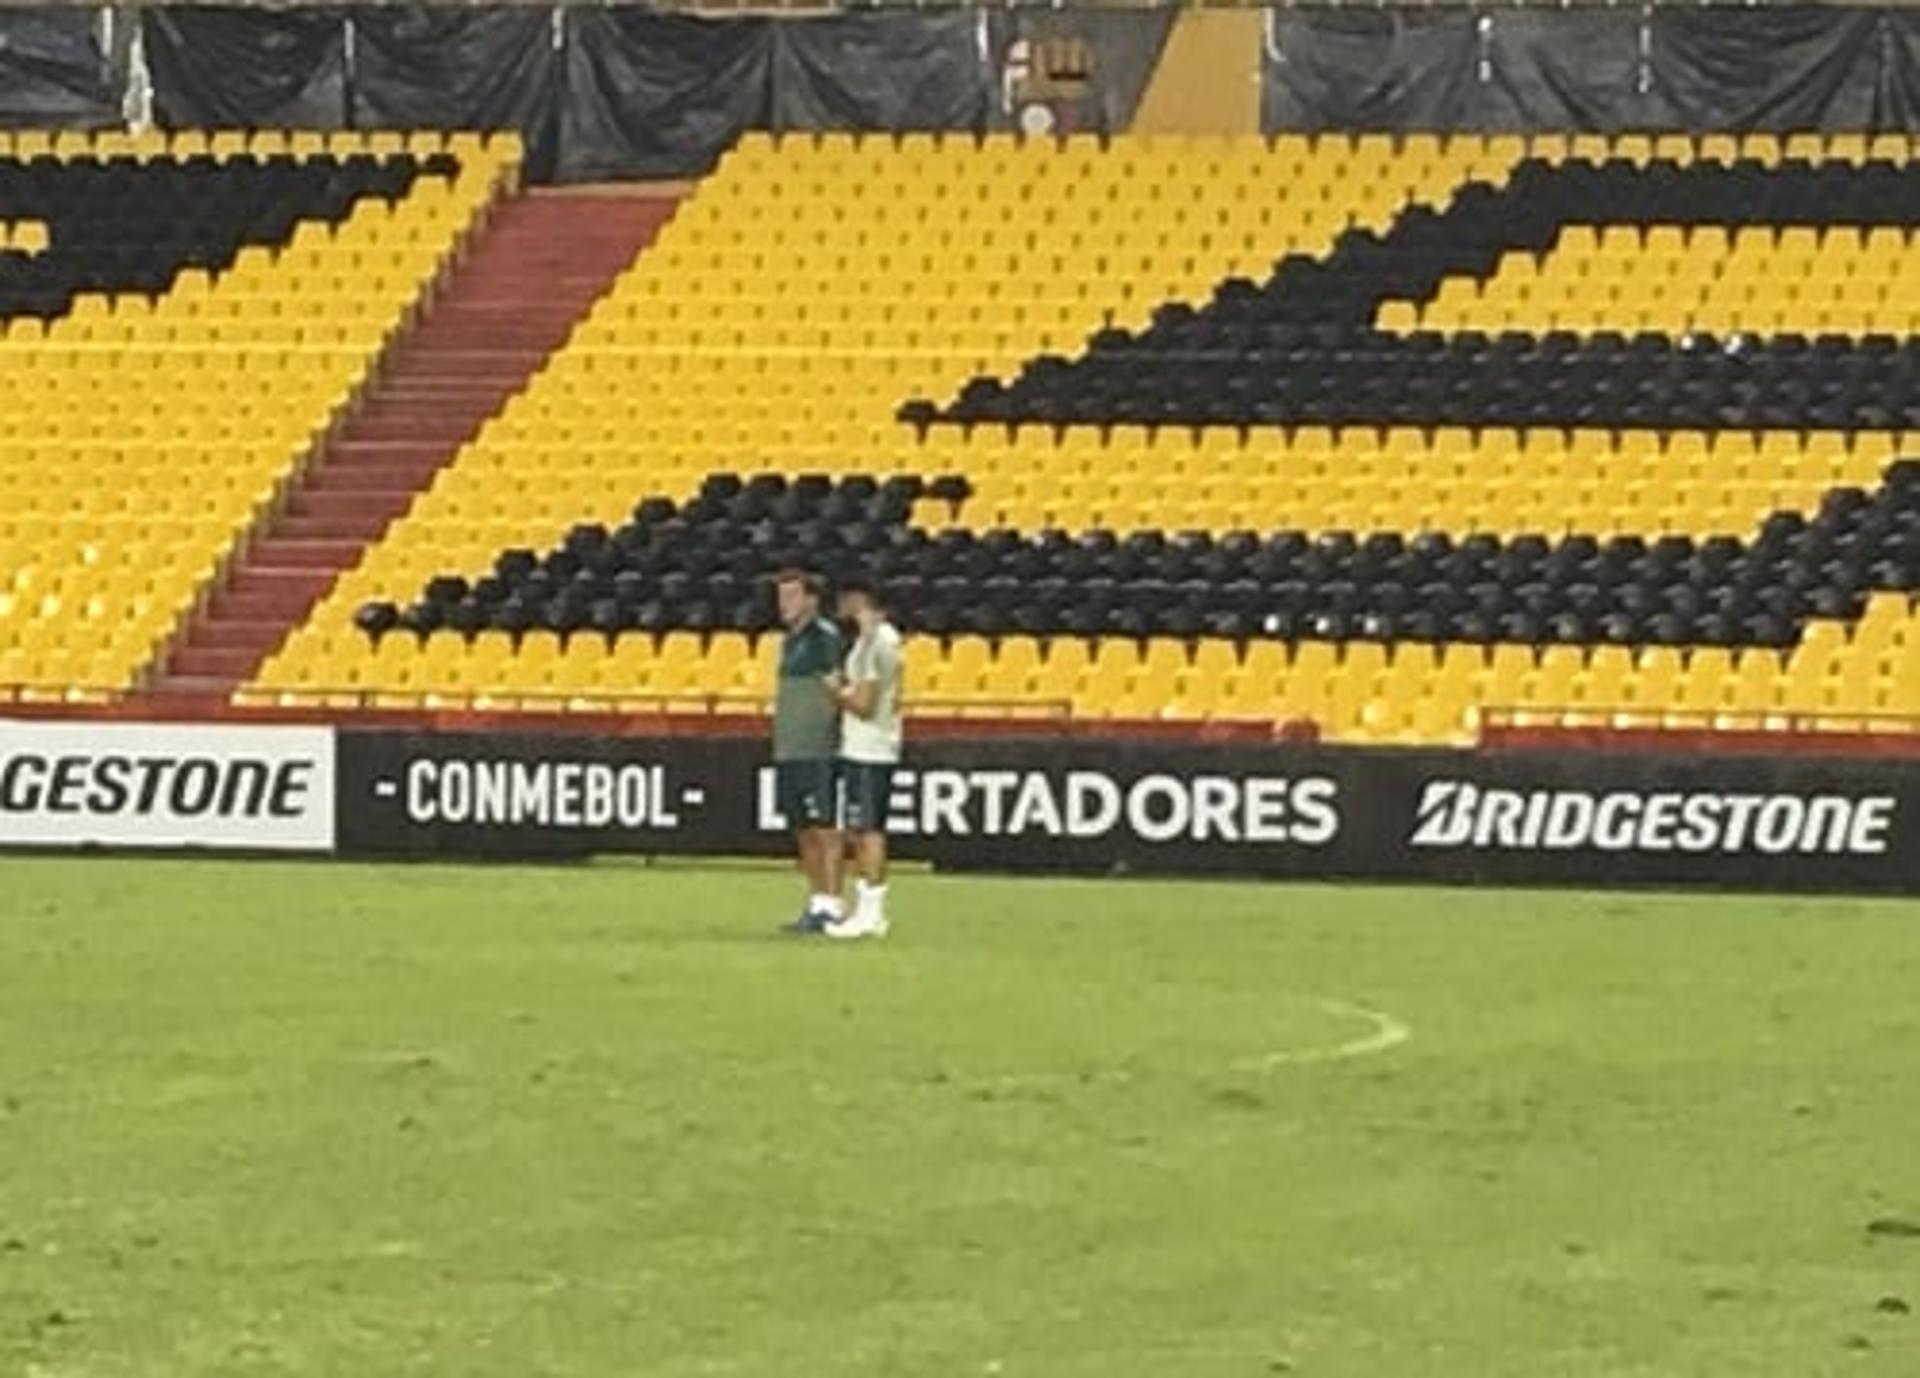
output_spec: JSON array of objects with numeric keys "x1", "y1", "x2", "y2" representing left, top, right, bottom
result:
[{"x1": 2, "y1": 856, "x2": 1918, "y2": 1377}]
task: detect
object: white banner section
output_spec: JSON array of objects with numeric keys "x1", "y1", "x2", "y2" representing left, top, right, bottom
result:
[{"x1": 0, "y1": 721, "x2": 335, "y2": 851}]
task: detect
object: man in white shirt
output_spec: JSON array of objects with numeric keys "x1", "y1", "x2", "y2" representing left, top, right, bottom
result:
[{"x1": 822, "y1": 575, "x2": 903, "y2": 940}]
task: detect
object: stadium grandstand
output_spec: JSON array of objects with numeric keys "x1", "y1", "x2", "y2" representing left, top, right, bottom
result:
[
  {"x1": 0, "y1": 5, "x2": 1911, "y2": 754},
  {"x1": 9, "y1": 120, "x2": 1920, "y2": 741}
]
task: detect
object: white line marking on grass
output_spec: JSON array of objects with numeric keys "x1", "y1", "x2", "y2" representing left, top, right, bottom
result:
[
  {"x1": 960, "y1": 995, "x2": 1411, "y2": 1098},
  {"x1": 1239, "y1": 997, "x2": 1411, "y2": 1071}
]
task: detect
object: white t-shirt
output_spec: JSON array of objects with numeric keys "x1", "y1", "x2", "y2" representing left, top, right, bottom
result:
[{"x1": 840, "y1": 620, "x2": 904, "y2": 764}]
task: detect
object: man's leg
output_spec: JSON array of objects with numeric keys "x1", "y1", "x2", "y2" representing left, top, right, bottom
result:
[
  {"x1": 817, "y1": 827, "x2": 843, "y2": 905},
  {"x1": 827, "y1": 763, "x2": 891, "y2": 937},
  {"x1": 851, "y1": 829, "x2": 889, "y2": 930},
  {"x1": 780, "y1": 760, "x2": 840, "y2": 932},
  {"x1": 815, "y1": 758, "x2": 844, "y2": 914},
  {"x1": 783, "y1": 826, "x2": 819, "y2": 931},
  {"x1": 853, "y1": 829, "x2": 887, "y2": 884},
  {"x1": 794, "y1": 826, "x2": 817, "y2": 892},
  {"x1": 798, "y1": 825, "x2": 823, "y2": 893},
  {"x1": 783, "y1": 827, "x2": 841, "y2": 932},
  {"x1": 803, "y1": 826, "x2": 843, "y2": 910}
]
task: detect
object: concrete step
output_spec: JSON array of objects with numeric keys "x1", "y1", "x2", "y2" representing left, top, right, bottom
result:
[
  {"x1": 366, "y1": 369, "x2": 520, "y2": 387},
  {"x1": 418, "y1": 303, "x2": 592, "y2": 322},
  {"x1": 349, "y1": 412, "x2": 491, "y2": 433},
  {"x1": 375, "y1": 349, "x2": 545, "y2": 375},
  {"x1": 146, "y1": 675, "x2": 244, "y2": 698},
  {"x1": 325, "y1": 440, "x2": 449, "y2": 463},
  {"x1": 364, "y1": 383, "x2": 515, "y2": 404},
  {"x1": 168, "y1": 647, "x2": 260, "y2": 680},
  {"x1": 304, "y1": 462, "x2": 447, "y2": 492},
  {"x1": 337, "y1": 422, "x2": 477, "y2": 446},
  {"x1": 274, "y1": 514, "x2": 395, "y2": 542},
  {"x1": 398, "y1": 321, "x2": 576, "y2": 338},
  {"x1": 247, "y1": 539, "x2": 364, "y2": 570},
  {"x1": 363, "y1": 373, "x2": 525, "y2": 398},
  {"x1": 227, "y1": 567, "x2": 337, "y2": 601},
  {"x1": 466, "y1": 233, "x2": 649, "y2": 249},
  {"x1": 180, "y1": 620, "x2": 287, "y2": 653},
  {"x1": 207, "y1": 589, "x2": 311, "y2": 622},
  {"x1": 285, "y1": 489, "x2": 417, "y2": 521},
  {"x1": 444, "y1": 272, "x2": 637, "y2": 294},
  {"x1": 348, "y1": 418, "x2": 487, "y2": 436}
]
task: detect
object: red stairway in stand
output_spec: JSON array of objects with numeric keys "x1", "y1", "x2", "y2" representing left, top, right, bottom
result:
[{"x1": 149, "y1": 192, "x2": 677, "y2": 699}]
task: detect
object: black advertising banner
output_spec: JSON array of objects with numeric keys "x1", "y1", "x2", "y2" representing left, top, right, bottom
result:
[
  {"x1": 144, "y1": 6, "x2": 349, "y2": 131},
  {"x1": 339, "y1": 731, "x2": 760, "y2": 861},
  {"x1": 0, "y1": 8, "x2": 120, "y2": 129},
  {"x1": 348, "y1": 6, "x2": 559, "y2": 180},
  {"x1": 1380, "y1": 747, "x2": 1914, "y2": 894},
  {"x1": 335, "y1": 730, "x2": 1348, "y2": 871},
  {"x1": 769, "y1": 11, "x2": 990, "y2": 136},
  {"x1": 336, "y1": 729, "x2": 1920, "y2": 895},
  {"x1": 554, "y1": 9, "x2": 771, "y2": 182}
]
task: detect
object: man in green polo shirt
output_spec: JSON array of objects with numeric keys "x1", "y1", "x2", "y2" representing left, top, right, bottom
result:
[{"x1": 772, "y1": 568, "x2": 845, "y2": 933}]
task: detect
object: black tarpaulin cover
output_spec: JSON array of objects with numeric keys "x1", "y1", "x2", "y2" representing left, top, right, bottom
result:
[
  {"x1": 144, "y1": 6, "x2": 347, "y2": 130},
  {"x1": 0, "y1": 8, "x2": 119, "y2": 129},
  {"x1": 349, "y1": 6, "x2": 559, "y2": 178},
  {"x1": 1262, "y1": 9, "x2": 1479, "y2": 133},
  {"x1": 1262, "y1": 3, "x2": 1920, "y2": 136},
  {"x1": 1474, "y1": 8, "x2": 1650, "y2": 133},
  {"x1": 0, "y1": 8, "x2": 118, "y2": 128},
  {"x1": 1647, "y1": 5, "x2": 1882, "y2": 132},
  {"x1": 1870, "y1": 11, "x2": 1920, "y2": 128},
  {"x1": 769, "y1": 10, "x2": 988, "y2": 135},
  {"x1": 555, "y1": 10, "x2": 770, "y2": 183}
]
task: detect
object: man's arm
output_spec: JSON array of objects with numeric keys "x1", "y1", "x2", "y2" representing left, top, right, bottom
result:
[
  {"x1": 831, "y1": 676, "x2": 880, "y2": 719},
  {"x1": 835, "y1": 629, "x2": 899, "y2": 720}
]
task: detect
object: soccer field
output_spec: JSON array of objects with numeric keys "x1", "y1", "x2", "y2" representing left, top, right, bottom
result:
[{"x1": 1, "y1": 859, "x2": 1917, "y2": 1377}]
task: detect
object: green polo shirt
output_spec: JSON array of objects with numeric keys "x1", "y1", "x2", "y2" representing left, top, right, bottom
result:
[{"x1": 773, "y1": 616, "x2": 843, "y2": 761}]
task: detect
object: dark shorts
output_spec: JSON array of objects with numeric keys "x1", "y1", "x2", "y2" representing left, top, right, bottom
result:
[
  {"x1": 776, "y1": 758, "x2": 837, "y2": 831},
  {"x1": 839, "y1": 760, "x2": 895, "y2": 835}
]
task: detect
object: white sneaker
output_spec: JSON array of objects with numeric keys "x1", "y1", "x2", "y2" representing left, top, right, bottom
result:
[{"x1": 824, "y1": 911, "x2": 889, "y2": 941}]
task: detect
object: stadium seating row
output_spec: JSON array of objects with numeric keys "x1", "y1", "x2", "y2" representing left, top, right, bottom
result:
[
  {"x1": 721, "y1": 129, "x2": 1920, "y2": 169},
  {"x1": 253, "y1": 622, "x2": 1920, "y2": 741},
  {"x1": 1394, "y1": 221, "x2": 1920, "y2": 337},
  {"x1": 0, "y1": 129, "x2": 491, "y2": 162}
]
